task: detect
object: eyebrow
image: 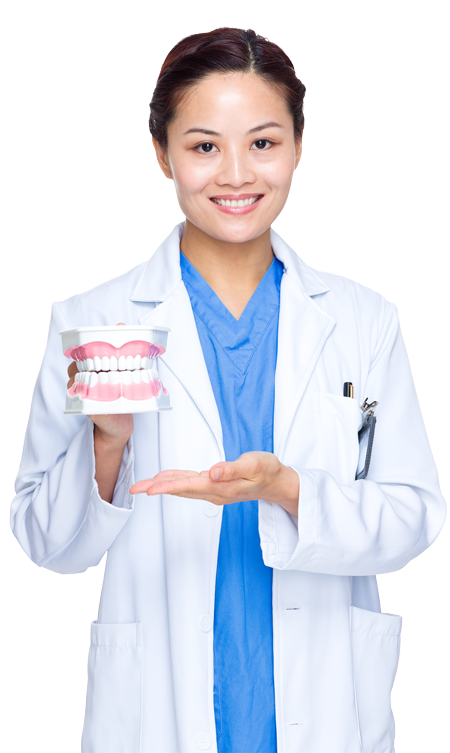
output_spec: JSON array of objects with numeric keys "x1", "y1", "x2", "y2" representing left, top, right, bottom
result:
[{"x1": 182, "y1": 122, "x2": 283, "y2": 136}]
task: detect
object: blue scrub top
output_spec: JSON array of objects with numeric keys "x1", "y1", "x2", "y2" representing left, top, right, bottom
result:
[{"x1": 180, "y1": 250, "x2": 284, "y2": 753}]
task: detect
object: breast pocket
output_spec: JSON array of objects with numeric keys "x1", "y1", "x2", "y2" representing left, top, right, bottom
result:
[
  {"x1": 315, "y1": 392, "x2": 362, "y2": 484},
  {"x1": 350, "y1": 606, "x2": 402, "y2": 752},
  {"x1": 81, "y1": 622, "x2": 142, "y2": 753}
]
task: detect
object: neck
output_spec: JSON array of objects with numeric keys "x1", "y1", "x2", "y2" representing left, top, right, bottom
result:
[{"x1": 179, "y1": 219, "x2": 274, "y2": 320}]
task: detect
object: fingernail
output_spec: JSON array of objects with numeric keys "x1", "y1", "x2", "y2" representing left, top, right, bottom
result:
[{"x1": 211, "y1": 467, "x2": 222, "y2": 480}]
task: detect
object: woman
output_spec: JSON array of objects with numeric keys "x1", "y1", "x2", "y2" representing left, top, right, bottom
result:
[{"x1": 11, "y1": 27, "x2": 446, "y2": 753}]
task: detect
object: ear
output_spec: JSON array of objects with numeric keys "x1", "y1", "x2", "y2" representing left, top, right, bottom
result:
[
  {"x1": 294, "y1": 139, "x2": 302, "y2": 169},
  {"x1": 152, "y1": 136, "x2": 173, "y2": 180}
]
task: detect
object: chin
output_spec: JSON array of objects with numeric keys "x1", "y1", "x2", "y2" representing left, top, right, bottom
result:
[{"x1": 191, "y1": 215, "x2": 271, "y2": 245}]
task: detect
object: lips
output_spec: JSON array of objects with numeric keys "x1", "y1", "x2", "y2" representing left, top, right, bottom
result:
[{"x1": 209, "y1": 194, "x2": 264, "y2": 215}]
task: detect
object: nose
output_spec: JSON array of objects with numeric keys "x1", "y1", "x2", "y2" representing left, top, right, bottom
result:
[{"x1": 216, "y1": 145, "x2": 256, "y2": 189}]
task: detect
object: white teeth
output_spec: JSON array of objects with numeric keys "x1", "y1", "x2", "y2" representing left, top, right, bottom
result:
[
  {"x1": 77, "y1": 369, "x2": 161, "y2": 387},
  {"x1": 215, "y1": 196, "x2": 259, "y2": 207},
  {"x1": 78, "y1": 355, "x2": 160, "y2": 383}
]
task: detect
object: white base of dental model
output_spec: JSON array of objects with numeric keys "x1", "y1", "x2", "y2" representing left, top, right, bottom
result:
[{"x1": 60, "y1": 325, "x2": 171, "y2": 415}]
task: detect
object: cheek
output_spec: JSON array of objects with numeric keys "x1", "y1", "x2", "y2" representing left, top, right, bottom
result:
[
  {"x1": 261, "y1": 155, "x2": 295, "y2": 193},
  {"x1": 171, "y1": 157, "x2": 213, "y2": 198}
]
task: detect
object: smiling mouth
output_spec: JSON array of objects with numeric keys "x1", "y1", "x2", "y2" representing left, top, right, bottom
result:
[
  {"x1": 210, "y1": 194, "x2": 263, "y2": 207},
  {"x1": 209, "y1": 194, "x2": 264, "y2": 215}
]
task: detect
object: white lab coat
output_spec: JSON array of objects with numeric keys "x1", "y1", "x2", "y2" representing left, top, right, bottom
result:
[{"x1": 11, "y1": 222, "x2": 446, "y2": 753}]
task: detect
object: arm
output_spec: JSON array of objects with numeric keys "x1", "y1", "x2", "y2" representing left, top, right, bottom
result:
[
  {"x1": 10, "y1": 303, "x2": 136, "y2": 574},
  {"x1": 130, "y1": 302, "x2": 446, "y2": 577},
  {"x1": 259, "y1": 302, "x2": 447, "y2": 575}
]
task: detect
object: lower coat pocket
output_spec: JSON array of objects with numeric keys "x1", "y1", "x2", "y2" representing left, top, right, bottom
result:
[
  {"x1": 350, "y1": 606, "x2": 402, "y2": 753},
  {"x1": 81, "y1": 622, "x2": 142, "y2": 753}
]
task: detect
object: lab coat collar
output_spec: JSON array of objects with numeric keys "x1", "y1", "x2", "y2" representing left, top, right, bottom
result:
[
  {"x1": 129, "y1": 221, "x2": 330, "y2": 303},
  {"x1": 131, "y1": 222, "x2": 335, "y2": 459}
]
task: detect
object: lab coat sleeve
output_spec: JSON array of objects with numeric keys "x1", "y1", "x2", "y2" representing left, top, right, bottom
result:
[
  {"x1": 260, "y1": 302, "x2": 446, "y2": 576},
  {"x1": 10, "y1": 302, "x2": 135, "y2": 575}
]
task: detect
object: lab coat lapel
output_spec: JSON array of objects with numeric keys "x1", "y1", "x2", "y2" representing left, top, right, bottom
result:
[
  {"x1": 137, "y1": 282, "x2": 224, "y2": 454},
  {"x1": 271, "y1": 231, "x2": 335, "y2": 458},
  {"x1": 130, "y1": 222, "x2": 223, "y2": 451}
]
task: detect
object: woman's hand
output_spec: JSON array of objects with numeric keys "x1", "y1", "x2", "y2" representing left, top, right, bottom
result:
[
  {"x1": 66, "y1": 322, "x2": 134, "y2": 502},
  {"x1": 129, "y1": 451, "x2": 300, "y2": 517}
]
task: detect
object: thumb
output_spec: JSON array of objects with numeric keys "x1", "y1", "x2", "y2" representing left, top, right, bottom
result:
[{"x1": 209, "y1": 461, "x2": 240, "y2": 482}]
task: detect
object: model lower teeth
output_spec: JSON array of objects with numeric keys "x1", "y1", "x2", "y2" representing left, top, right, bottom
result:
[{"x1": 74, "y1": 368, "x2": 160, "y2": 386}]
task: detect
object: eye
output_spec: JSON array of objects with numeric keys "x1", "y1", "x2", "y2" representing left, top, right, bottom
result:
[
  {"x1": 251, "y1": 139, "x2": 273, "y2": 150},
  {"x1": 196, "y1": 142, "x2": 218, "y2": 154}
]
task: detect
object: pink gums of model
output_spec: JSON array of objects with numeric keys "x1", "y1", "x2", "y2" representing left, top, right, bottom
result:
[
  {"x1": 64, "y1": 341, "x2": 165, "y2": 361},
  {"x1": 65, "y1": 340, "x2": 167, "y2": 402},
  {"x1": 68, "y1": 374, "x2": 167, "y2": 401}
]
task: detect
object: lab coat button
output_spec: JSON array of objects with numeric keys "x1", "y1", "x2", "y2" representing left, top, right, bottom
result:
[
  {"x1": 198, "y1": 614, "x2": 213, "y2": 632},
  {"x1": 203, "y1": 501, "x2": 219, "y2": 517},
  {"x1": 195, "y1": 731, "x2": 212, "y2": 749}
]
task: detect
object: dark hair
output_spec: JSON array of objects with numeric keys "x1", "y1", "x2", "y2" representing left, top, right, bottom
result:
[{"x1": 149, "y1": 28, "x2": 306, "y2": 149}]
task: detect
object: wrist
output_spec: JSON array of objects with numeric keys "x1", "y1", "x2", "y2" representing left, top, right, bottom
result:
[
  {"x1": 94, "y1": 425, "x2": 130, "y2": 454},
  {"x1": 273, "y1": 465, "x2": 299, "y2": 517}
]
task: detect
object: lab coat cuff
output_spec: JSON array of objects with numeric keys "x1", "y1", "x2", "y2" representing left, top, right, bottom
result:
[
  {"x1": 258, "y1": 467, "x2": 316, "y2": 570},
  {"x1": 38, "y1": 420, "x2": 134, "y2": 574}
]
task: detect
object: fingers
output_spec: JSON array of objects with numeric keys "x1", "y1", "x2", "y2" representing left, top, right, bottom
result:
[
  {"x1": 130, "y1": 470, "x2": 199, "y2": 495},
  {"x1": 131, "y1": 474, "x2": 207, "y2": 497},
  {"x1": 67, "y1": 360, "x2": 78, "y2": 388},
  {"x1": 130, "y1": 470, "x2": 245, "y2": 499}
]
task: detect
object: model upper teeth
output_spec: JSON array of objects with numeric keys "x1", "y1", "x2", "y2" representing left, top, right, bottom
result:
[
  {"x1": 76, "y1": 355, "x2": 154, "y2": 372},
  {"x1": 212, "y1": 196, "x2": 261, "y2": 207}
]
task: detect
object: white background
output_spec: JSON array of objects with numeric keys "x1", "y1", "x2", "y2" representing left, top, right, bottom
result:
[{"x1": 1, "y1": 1, "x2": 449, "y2": 751}]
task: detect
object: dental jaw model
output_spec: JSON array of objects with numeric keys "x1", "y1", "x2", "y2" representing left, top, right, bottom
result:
[{"x1": 60, "y1": 326, "x2": 171, "y2": 414}]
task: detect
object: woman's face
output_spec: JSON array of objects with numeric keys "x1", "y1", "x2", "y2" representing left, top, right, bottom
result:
[{"x1": 154, "y1": 72, "x2": 302, "y2": 244}]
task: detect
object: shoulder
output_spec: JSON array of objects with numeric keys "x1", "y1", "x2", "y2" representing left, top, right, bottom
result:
[
  {"x1": 304, "y1": 267, "x2": 400, "y2": 357},
  {"x1": 309, "y1": 267, "x2": 396, "y2": 323},
  {"x1": 53, "y1": 262, "x2": 148, "y2": 327}
]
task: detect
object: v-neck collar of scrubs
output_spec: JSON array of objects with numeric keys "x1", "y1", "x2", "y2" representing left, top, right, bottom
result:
[{"x1": 179, "y1": 250, "x2": 284, "y2": 374}]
